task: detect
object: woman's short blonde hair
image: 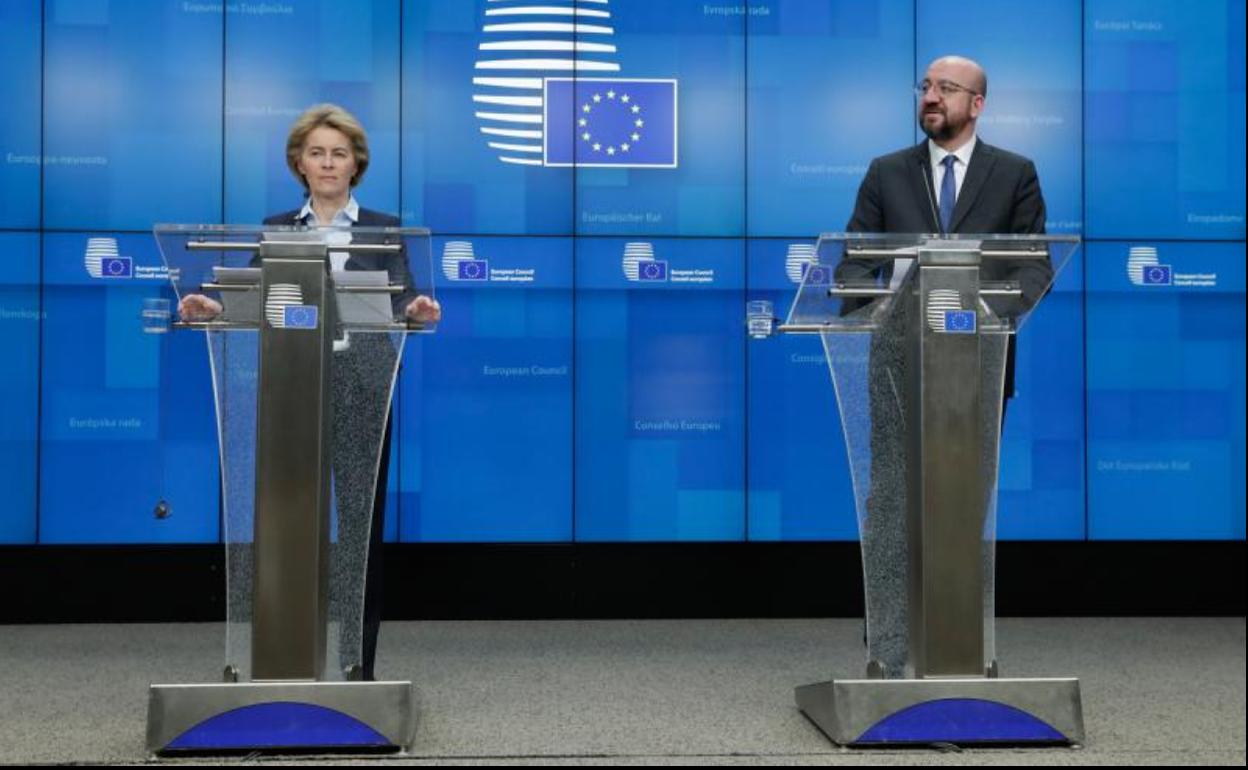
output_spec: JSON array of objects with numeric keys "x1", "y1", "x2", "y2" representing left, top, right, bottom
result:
[{"x1": 285, "y1": 103, "x2": 370, "y2": 191}]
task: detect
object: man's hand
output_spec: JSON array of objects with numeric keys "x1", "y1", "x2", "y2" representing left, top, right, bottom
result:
[
  {"x1": 404, "y1": 295, "x2": 442, "y2": 324},
  {"x1": 178, "y1": 294, "x2": 223, "y2": 321}
]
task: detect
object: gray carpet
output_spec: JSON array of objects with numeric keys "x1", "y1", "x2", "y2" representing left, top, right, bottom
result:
[{"x1": 0, "y1": 618, "x2": 1242, "y2": 765}]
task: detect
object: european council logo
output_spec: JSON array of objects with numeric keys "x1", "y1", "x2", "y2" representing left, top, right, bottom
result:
[
  {"x1": 264, "y1": 283, "x2": 314, "y2": 329},
  {"x1": 84, "y1": 238, "x2": 132, "y2": 279},
  {"x1": 785, "y1": 244, "x2": 821, "y2": 285},
  {"x1": 926, "y1": 289, "x2": 975, "y2": 334},
  {"x1": 472, "y1": 0, "x2": 678, "y2": 168},
  {"x1": 1127, "y1": 246, "x2": 1172, "y2": 286},
  {"x1": 442, "y1": 241, "x2": 489, "y2": 282},
  {"x1": 622, "y1": 242, "x2": 667, "y2": 282}
]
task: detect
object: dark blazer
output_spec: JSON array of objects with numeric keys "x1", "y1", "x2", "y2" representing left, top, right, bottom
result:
[
  {"x1": 263, "y1": 206, "x2": 422, "y2": 317},
  {"x1": 837, "y1": 139, "x2": 1053, "y2": 398}
]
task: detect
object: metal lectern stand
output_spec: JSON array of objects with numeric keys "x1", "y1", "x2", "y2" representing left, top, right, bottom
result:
[
  {"x1": 767, "y1": 233, "x2": 1084, "y2": 746},
  {"x1": 144, "y1": 225, "x2": 436, "y2": 755}
]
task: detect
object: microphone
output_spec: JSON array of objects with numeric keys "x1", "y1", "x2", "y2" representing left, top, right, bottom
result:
[{"x1": 919, "y1": 155, "x2": 942, "y2": 234}]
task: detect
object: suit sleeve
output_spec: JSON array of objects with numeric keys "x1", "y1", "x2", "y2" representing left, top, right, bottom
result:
[
  {"x1": 1012, "y1": 160, "x2": 1054, "y2": 311},
  {"x1": 835, "y1": 159, "x2": 888, "y2": 315}
]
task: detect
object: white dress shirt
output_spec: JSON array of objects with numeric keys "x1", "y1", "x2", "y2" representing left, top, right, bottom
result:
[{"x1": 297, "y1": 195, "x2": 359, "y2": 271}]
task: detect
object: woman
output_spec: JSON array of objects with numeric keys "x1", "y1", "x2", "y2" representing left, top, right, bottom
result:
[
  {"x1": 179, "y1": 104, "x2": 440, "y2": 323},
  {"x1": 181, "y1": 104, "x2": 438, "y2": 681}
]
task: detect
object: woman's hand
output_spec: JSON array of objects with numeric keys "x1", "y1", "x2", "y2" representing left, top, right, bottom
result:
[
  {"x1": 404, "y1": 290, "x2": 444, "y2": 321},
  {"x1": 404, "y1": 295, "x2": 442, "y2": 324},
  {"x1": 178, "y1": 294, "x2": 223, "y2": 321}
]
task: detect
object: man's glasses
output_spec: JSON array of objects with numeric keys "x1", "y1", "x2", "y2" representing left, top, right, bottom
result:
[{"x1": 914, "y1": 79, "x2": 979, "y2": 98}]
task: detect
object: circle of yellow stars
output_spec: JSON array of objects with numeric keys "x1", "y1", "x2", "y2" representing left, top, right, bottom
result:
[{"x1": 579, "y1": 89, "x2": 644, "y2": 157}]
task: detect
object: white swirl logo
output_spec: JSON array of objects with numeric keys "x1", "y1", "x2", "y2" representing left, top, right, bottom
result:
[
  {"x1": 442, "y1": 241, "x2": 490, "y2": 282},
  {"x1": 1127, "y1": 246, "x2": 1172, "y2": 286},
  {"x1": 473, "y1": 0, "x2": 620, "y2": 166},
  {"x1": 785, "y1": 243, "x2": 817, "y2": 284},
  {"x1": 84, "y1": 237, "x2": 132, "y2": 279},
  {"x1": 264, "y1": 283, "x2": 304, "y2": 328},
  {"x1": 926, "y1": 289, "x2": 964, "y2": 333},
  {"x1": 622, "y1": 242, "x2": 653, "y2": 279}
]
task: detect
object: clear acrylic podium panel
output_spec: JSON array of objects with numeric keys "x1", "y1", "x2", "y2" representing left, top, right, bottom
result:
[
  {"x1": 154, "y1": 225, "x2": 433, "y2": 681},
  {"x1": 788, "y1": 233, "x2": 1079, "y2": 677}
]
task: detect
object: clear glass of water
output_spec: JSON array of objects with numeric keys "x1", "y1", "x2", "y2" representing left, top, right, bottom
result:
[
  {"x1": 746, "y1": 299, "x2": 774, "y2": 339},
  {"x1": 142, "y1": 297, "x2": 172, "y2": 334}
]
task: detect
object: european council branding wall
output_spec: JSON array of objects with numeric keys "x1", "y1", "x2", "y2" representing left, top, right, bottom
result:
[{"x1": 0, "y1": 0, "x2": 1242, "y2": 545}]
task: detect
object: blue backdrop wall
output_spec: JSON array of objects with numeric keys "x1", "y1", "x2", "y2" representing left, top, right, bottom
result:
[{"x1": 1, "y1": 0, "x2": 1243, "y2": 545}]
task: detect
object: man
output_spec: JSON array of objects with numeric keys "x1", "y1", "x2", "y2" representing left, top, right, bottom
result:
[
  {"x1": 839, "y1": 54, "x2": 1051, "y2": 328},
  {"x1": 836, "y1": 56, "x2": 1051, "y2": 677},
  {"x1": 844, "y1": 55, "x2": 1047, "y2": 233}
]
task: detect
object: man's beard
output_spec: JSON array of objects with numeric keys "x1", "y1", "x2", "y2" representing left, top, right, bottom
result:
[{"x1": 919, "y1": 108, "x2": 965, "y2": 142}]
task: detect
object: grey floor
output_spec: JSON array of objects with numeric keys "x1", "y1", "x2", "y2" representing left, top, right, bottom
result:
[{"x1": 0, "y1": 618, "x2": 1242, "y2": 766}]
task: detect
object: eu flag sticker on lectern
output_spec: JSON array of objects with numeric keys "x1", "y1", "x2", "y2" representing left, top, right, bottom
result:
[
  {"x1": 945, "y1": 310, "x2": 976, "y2": 333},
  {"x1": 544, "y1": 78, "x2": 677, "y2": 168},
  {"x1": 283, "y1": 305, "x2": 319, "y2": 329}
]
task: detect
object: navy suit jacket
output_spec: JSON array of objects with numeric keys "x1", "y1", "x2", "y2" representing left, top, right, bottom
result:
[
  {"x1": 263, "y1": 206, "x2": 423, "y2": 317},
  {"x1": 837, "y1": 140, "x2": 1053, "y2": 398}
]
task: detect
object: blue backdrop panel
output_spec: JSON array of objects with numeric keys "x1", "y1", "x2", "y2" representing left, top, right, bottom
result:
[
  {"x1": 0, "y1": 1, "x2": 41, "y2": 230},
  {"x1": 573, "y1": 4, "x2": 746, "y2": 237},
  {"x1": 747, "y1": 0, "x2": 915, "y2": 238},
  {"x1": 745, "y1": 239, "x2": 856, "y2": 541},
  {"x1": 8, "y1": 0, "x2": 1246, "y2": 545},
  {"x1": 398, "y1": 236, "x2": 573, "y2": 542},
  {"x1": 401, "y1": 1, "x2": 573, "y2": 235},
  {"x1": 1085, "y1": 0, "x2": 1246, "y2": 239},
  {"x1": 998, "y1": 249, "x2": 1086, "y2": 540},
  {"x1": 575, "y1": 238, "x2": 746, "y2": 541},
  {"x1": 0, "y1": 233, "x2": 40, "y2": 543},
  {"x1": 1086, "y1": 241, "x2": 1246, "y2": 540},
  {"x1": 39, "y1": 233, "x2": 218, "y2": 544},
  {"x1": 43, "y1": 1, "x2": 222, "y2": 230},
  {"x1": 225, "y1": 0, "x2": 400, "y2": 224},
  {"x1": 916, "y1": 0, "x2": 1083, "y2": 235}
]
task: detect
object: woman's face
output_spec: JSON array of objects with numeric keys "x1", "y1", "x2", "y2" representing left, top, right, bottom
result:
[{"x1": 297, "y1": 125, "x2": 357, "y2": 201}]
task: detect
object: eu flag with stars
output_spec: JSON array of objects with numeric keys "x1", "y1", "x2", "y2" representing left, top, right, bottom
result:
[{"x1": 544, "y1": 78, "x2": 677, "y2": 168}]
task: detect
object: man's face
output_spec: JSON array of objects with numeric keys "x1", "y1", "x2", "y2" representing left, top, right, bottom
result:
[{"x1": 917, "y1": 61, "x2": 983, "y2": 143}]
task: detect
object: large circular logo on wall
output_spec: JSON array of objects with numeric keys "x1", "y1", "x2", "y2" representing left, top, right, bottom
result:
[{"x1": 474, "y1": 1, "x2": 620, "y2": 166}]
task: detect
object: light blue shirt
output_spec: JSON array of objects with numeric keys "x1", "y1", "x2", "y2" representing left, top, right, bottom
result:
[
  {"x1": 297, "y1": 195, "x2": 360, "y2": 227},
  {"x1": 297, "y1": 195, "x2": 359, "y2": 271}
]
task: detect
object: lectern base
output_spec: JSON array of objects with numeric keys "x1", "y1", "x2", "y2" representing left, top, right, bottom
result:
[
  {"x1": 796, "y1": 677, "x2": 1083, "y2": 747},
  {"x1": 146, "y1": 680, "x2": 416, "y2": 755}
]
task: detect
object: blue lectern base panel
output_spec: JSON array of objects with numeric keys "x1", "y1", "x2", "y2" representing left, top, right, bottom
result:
[
  {"x1": 796, "y1": 677, "x2": 1083, "y2": 747},
  {"x1": 146, "y1": 681, "x2": 415, "y2": 756}
]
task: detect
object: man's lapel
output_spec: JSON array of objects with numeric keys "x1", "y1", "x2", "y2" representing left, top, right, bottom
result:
[{"x1": 910, "y1": 143, "x2": 940, "y2": 233}]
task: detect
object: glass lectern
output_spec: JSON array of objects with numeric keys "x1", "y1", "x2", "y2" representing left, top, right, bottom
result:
[
  {"x1": 144, "y1": 225, "x2": 435, "y2": 755},
  {"x1": 761, "y1": 233, "x2": 1085, "y2": 746}
]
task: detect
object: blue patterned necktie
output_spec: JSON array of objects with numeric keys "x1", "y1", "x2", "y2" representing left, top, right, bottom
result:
[{"x1": 939, "y1": 154, "x2": 957, "y2": 233}]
